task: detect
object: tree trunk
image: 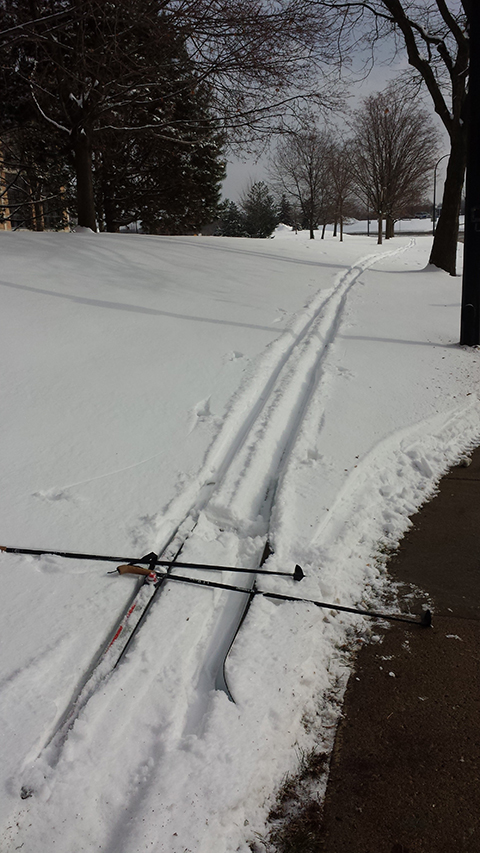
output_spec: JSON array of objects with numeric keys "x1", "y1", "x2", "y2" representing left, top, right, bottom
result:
[
  {"x1": 29, "y1": 192, "x2": 44, "y2": 231},
  {"x1": 377, "y1": 215, "x2": 383, "y2": 244},
  {"x1": 309, "y1": 220, "x2": 315, "y2": 239},
  {"x1": 321, "y1": 221, "x2": 327, "y2": 239},
  {"x1": 34, "y1": 198, "x2": 45, "y2": 231},
  {"x1": 26, "y1": 168, "x2": 44, "y2": 231},
  {"x1": 73, "y1": 132, "x2": 97, "y2": 231},
  {"x1": 104, "y1": 193, "x2": 118, "y2": 233},
  {"x1": 385, "y1": 215, "x2": 394, "y2": 239},
  {"x1": 429, "y1": 126, "x2": 467, "y2": 275},
  {"x1": 333, "y1": 219, "x2": 337, "y2": 237}
]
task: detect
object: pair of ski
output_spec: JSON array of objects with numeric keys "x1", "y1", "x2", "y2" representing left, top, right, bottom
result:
[
  {"x1": 11, "y1": 523, "x2": 293, "y2": 798},
  {"x1": 4, "y1": 526, "x2": 432, "y2": 798},
  {"x1": 16, "y1": 518, "x2": 201, "y2": 798}
]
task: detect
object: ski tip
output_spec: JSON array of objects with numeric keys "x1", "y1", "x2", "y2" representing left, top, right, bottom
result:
[
  {"x1": 420, "y1": 608, "x2": 432, "y2": 627},
  {"x1": 260, "y1": 541, "x2": 273, "y2": 567},
  {"x1": 294, "y1": 565, "x2": 304, "y2": 582}
]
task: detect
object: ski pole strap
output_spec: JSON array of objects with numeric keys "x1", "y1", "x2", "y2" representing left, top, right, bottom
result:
[{"x1": 115, "y1": 564, "x2": 152, "y2": 577}]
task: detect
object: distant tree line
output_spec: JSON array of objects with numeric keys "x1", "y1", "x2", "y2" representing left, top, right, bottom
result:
[
  {"x1": 270, "y1": 88, "x2": 439, "y2": 244},
  {"x1": 216, "y1": 86, "x2": 439, "y2": 242},
  {"x1": 0, "y1": 0, "x2": 469, "y2": 276}
]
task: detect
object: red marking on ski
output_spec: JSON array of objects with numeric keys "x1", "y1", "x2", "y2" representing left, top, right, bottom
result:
[{"x1": 107, "y1": 602, "x2": 138, "y2": 648}]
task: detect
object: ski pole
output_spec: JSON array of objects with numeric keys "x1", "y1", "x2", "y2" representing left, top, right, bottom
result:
[
  {"x1": 146, "y1": 570, "x2": 431, "y2": 627},
  {"x1": 111, "y1": 562, "x2": 304, "y2": 582},
  {"x1": 0, "y1": 545, "x2": 303, "y2": 581},
  {"x1": 0, "y1": 545, "x2": 146, "y2": 563}
]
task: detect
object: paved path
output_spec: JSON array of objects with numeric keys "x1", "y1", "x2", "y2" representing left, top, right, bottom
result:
[{"x1": 317, "y1": 446, "x2": 480, "y2": 853}]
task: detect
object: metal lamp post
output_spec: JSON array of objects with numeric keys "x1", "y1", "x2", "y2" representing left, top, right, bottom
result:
[{"x1": 460, "y1": 4, "x2": 480, "y2": 346}]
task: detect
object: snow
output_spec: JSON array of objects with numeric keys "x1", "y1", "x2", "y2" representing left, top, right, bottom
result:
[{"x1": 0, "y1": 228, "x2": 478, "y2": 853}]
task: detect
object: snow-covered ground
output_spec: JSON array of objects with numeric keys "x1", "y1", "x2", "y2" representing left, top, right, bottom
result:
[
  {"x1": 341, "y1": 216, "x2": 435, "y2": 234},
  {"x1": 0, "y1": 228, "x2": 478, "y2": 853}
]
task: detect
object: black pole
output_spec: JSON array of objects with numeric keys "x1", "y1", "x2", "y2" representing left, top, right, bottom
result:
[
  {"x1": 160, "y1": 572, "x2": 431, "y2": 627},
  {"x1": 460, "y1": 5, "x2": 480, "y2": 346},
  {"x1": 0, "y1": 544, "x2": 302, "y2": 580}
]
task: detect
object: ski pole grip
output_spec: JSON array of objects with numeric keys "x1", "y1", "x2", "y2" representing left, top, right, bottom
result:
[{"x1": 116, "y1": 564, "x2": 152, "y2": 577}]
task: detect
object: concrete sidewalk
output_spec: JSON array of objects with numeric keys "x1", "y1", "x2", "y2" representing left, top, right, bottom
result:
[{"x1": 316, "y1": 446, "x2": 480, "y2": 853}]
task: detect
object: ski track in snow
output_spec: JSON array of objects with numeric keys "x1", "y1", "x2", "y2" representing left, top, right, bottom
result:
[
  {"x1": 19, "y1": 247, "x2": 383, "y2": 769},
  {"x1": 3, "y1": 236, "x2": 480, "y2": 853},
  {"x1": 151, "y1": 243, "x2": 415, "y2": 548},
  {"x1": 4, "y1": 243, "x2": 403, "y2": 846}
]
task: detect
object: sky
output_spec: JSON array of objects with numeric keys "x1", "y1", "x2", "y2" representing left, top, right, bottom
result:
[{"x1": 221, "y1": 36, "x2": 451, "y2": 202}]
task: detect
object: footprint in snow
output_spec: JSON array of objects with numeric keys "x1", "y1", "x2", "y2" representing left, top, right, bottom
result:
[
  {"x1": 35, "y1": 554, "x2": 87, "y2": 575},
  {"x1": 188, "y1": 397, "x2": 215, "y2": 433},
  {"x1": 33, "y1": 488, "x2": 74, "y2": 503},
  {"x1": 272, "y1": 308, "x2": 287, "y2": 324},
  {"x1": 224, "y1": 350, "x2": 245, "y2": 362},
  {"x1": 337, "y1": 365, "x2": 355, "y2": 379},
  {"x1": 194, "y1": 397, "x2": 211, "y2": 420}
]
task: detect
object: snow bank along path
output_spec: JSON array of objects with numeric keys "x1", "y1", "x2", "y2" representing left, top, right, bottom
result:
[{"x1": 1, "y1": 231, "x2": 479, "y2": 853}]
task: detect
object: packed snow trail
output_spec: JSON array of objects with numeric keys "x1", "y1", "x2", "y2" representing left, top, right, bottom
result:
[
  {"x1": 151, "y1": 245, "x2": 415, "y2": 546},
  {"x1": 18, "y1": 245, "x2": 392, "y2": 788},
  {"x1": 20, "y1": 246, "x2": 398, "y2": 784},
  {"x1": 4, "y1": 240, "x2": 417, "y2": 851},
  {"x1": 1, "y1": 232, "x2": 479, "y2": 853}
]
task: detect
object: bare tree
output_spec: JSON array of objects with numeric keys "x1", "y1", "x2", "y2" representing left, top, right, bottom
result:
[
  {"x1": 351, "y1": 87, "x2": 440, "y2": 243},
  {"x1": 310, "y1": 0, "x2": 469, "y2": 273},
  {"x1": 327, "y1": 140, "x2": 356, "y2": 240},
  {"x1": 1, "y1": 0, "x2": 341, "y2": 230},
  {"x1": 269, "y1": 127, "x2": 334, "y2": 239}
]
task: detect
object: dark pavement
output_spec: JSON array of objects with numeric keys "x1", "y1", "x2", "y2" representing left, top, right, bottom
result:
[{"x1": 316, "y1": 446, "x2": 480, "y2": 853}]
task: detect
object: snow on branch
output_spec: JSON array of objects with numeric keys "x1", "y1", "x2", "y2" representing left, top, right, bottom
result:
[{"x1": 31, "y1": 89, "x2": 70, "y2": 135}]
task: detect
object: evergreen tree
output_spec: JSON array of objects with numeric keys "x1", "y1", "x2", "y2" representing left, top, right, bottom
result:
[
  {"x1": 277, "y1": 193, "x2": 294, "y2": 226},
  {"x1": 92, "y1": 61, "x2": 225, "y2": 233},
  {"x1": 239, "y1": 181, "x2": 278, "y2": 238},
  {"x1": 0, "y1": 125, "x2": 73, "y2": 231},
  {"x1": 1, "y1": 1, "x2": 225, "y2": 230},
  {"x1": 216, "y1": 200, "x2": 246, "y2": 237},
  {"x1": 0, "y1": 39, "x2": 73, "y2": 230}
]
